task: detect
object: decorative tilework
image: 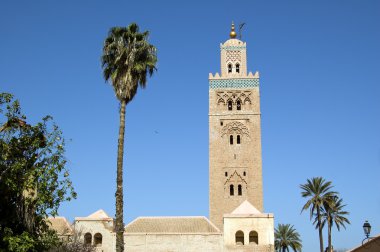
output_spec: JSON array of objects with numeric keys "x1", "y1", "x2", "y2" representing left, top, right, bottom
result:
[
  {"x1": 221, "y1": 46, "x2": 246, "y2": 51},
  {"x1": 209, "y1": 79, "x2": 259, "y2": 89}
]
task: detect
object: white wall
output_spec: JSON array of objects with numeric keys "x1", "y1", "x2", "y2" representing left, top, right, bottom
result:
[{"x1": 223, "y1": 215, "x2": 274, "y2": 247}]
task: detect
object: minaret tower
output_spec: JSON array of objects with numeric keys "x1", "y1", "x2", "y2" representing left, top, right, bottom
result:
[{"x1": 209, "y1": 23, "x2": 263, "y2": 230}]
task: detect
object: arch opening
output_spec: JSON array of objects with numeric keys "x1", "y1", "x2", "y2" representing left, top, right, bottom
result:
[
  {"x1": 228, "y1": 63, "x2": 232, "y2": 73},
  {"x1": 84, "y1": 233, "x2": 92, "y2": 245},
  {"x1": 249, "y1": 231, "x2": 258, "y2": 244},
  {"x1": 238, "y1": 184, "x2": 242, "y2": 196},
  {"x1": 235, "y1": 230, "x2": 244, "y2": 245},
  {"x1": 230, "y1": 184, "x2": 234, "y2": 196},
  {"x1": 228, "y1": 100, "x2": 233, "y2": 110},
  {"x1": 237, "y1": 100, "x2": 241, "y2": 110},
  {"x1": 94, "y1": 233, "x2": 102, "y2": 247}
]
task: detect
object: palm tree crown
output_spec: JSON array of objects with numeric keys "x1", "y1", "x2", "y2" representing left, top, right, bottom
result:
[
  {"x1": 275, "y1": 224, "x2": 302, "y2": 252},
  {"x1": 102, "y1": 24, "x2": 157, "y2": 103},
  {"x1": 300, "y1": 177, "x2": 337, "y2": 219},
  {"x1": 319, "y1": 197, "x2": 350, "y2": 231}
]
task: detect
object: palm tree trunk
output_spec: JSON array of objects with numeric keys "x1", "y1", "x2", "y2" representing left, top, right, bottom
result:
[
  {"x1": 317, "y1": 207, "x2": 324, "y2": 252},
  {"x1": 328, "y1": 221, "x2": 332, "y2": 252},
  {"x1": 115, "y1": 100, "x2": 126, "y2": 252}
]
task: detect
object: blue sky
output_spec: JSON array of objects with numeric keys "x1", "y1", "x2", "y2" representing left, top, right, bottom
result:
[{"x1": 1, "y1": 1, "x2": 379, "y2": 251}]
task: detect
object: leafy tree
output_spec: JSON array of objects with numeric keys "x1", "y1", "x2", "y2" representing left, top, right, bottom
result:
[
  {"x1": 300, "y1": 177, "x2": 337, "y2": 252},
  {"x1": 275, "y1": 224, "x2": 302, "y2": 252},
  {"x1": 0, "y1": 93, "x2": 76, "y2": 251},
  {"x1": 101, "y1": 23, "x2": 157, "y2": 252},
  {"x1": 314, "y1": 196, "x2": 350, "y2": 252}
]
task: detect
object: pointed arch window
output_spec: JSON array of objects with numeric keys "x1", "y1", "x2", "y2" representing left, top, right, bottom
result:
[
  {"x1": 228, "y1": 100, "x2": 233, "y2": 110},
  {"x1": 228, "y1": 63, "x2": 232, "y2": 73},
  {"x1": 230, "y1": 135, "x2": 233, "y2": 145},
  {"x1": 238, "y1": 184, "x2": 242, "y2": 196},
  {"x1": 236, "y1": 63, "x2": 240, "y2": 73},
  {"x1": 230, "y1": 184, "x2": 234, "y2": 196},
  {"x1": 249, "y1": 231, "x2": 258, "y2": 244},
  {"x1": 237, "y1": 100, "x2": 241, "y2": 110},
  {"x1": 235, "y1": 230, "x2": 244, "y2": 245},
  {"x1": 237, "y1": 135, "x2": 241, "y2": 144}
]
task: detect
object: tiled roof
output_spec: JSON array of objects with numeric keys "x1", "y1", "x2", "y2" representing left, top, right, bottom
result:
[
  {"x1": 347, "y1": 233, "x2": 380, "y2": 252},
  {"x1": 47, "y1": 217, "x2": 72, "y2": 235},
  {"x1": 125, "y1": 216, "x2": 220, "y2": 234}
]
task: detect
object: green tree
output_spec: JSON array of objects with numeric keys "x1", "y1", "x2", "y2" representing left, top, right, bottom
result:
[
  {"x1": 275, "y1": 224, "x2": 302, "y2": 252},
  {"x1": 0, "y1": 93, "x2": 76, "y2": 251},
  {"x1": 101, "y1": 23, "x2": 157, "y2": 252},
  {"x1": 300, "y1": 177, "x2": 337, "y2": 252},
  {"x1": 315, "y1": 196, "x2": 350, "y2": 252}
]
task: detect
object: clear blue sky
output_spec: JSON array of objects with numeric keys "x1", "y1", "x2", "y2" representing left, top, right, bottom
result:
[{"x1": 1, "y1": 1, "x2": 379, "y2": 251}]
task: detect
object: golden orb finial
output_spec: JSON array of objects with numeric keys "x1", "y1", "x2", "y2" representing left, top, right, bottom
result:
[{"x1": 230, "y1": 22, "x2": 237, "y2": 39}]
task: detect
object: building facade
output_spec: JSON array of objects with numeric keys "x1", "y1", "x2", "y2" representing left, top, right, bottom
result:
[{"x1": 50, "y1": 24, "x2": 274, "y2": 252}]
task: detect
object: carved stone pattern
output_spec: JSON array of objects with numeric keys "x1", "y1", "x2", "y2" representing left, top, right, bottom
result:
[
  {"x1": 221, "y1": 121, "x2": 250, "y2": 138},
  {"x1": 226, "y1": 50, "x2": 241, "y2": 62},
  {"x1": 216, "y1": 91, "x2": 252, "y2": 105},
  {"x1": 224, "y1": 170, "x2": 248, "y2": 186}
]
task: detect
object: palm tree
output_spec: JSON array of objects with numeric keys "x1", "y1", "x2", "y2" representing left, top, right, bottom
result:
[
  {"x1": 300, "y1": 177, "x2": 337, "y2": 252},
  {"x1": 101, "y1": 23, "x2": 157, "y2": 252},
  {"x1": 315, "y1": 196, "x2": 350, "y2": 252},
  {"x1": 275, "y1": 224, "x2": 302, "y2": 252}
]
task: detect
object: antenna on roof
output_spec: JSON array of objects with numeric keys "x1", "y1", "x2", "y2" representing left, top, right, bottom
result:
[{"x1": 238, "y1": 22, "x2": 246, "y2": 40}]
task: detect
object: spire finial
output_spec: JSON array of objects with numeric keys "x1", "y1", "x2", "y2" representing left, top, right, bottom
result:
[{"x1": 230, "y1": 21, "x2": 237, "y2": 39}]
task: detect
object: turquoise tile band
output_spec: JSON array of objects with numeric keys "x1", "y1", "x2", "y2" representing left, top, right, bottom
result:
[
  {"x1": 209, "y1": 78, "x2": 259, "y2": 89},
  {"x1": 221, "y1": 46, "x2": 246, "y2": 51}
]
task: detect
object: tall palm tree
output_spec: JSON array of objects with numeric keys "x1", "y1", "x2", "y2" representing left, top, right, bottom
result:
[
  {"x1": 300, "y1": 177, "x2": 337, "y2": 252},
  {"x1": 315, "y1": 196, "x2": 350, "y2": 252},
  {"x1": 101, "y1": 23, "x2": 157, "y2": 252},
  {"x1": 275, "y1": 224, "x2": 302, "y2": 252}
]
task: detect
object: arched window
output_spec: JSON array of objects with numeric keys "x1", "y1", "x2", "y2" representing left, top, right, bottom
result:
[
  {"x1": 94, "y1": 233, "x2": 102, "y2": 247},
  {"x1": 236, "y1": 63, "x2": 240, "y2": 73},
  {"x1": 228, "y1": 100, "x2": 233, "y2": 110},
  {"x1": 249, "y1": 231, "x2": 258, "y2": 244},
  {"x1": 225, "y1": 172, "x2": 228, "y2": 177},
  {"x1": 230, "y1": 184, "x2": 234, "y2": 196},
  {"x1": 84, "y1": 233, "x2": 92, "y2": 245},
  {"x1": 230, "y1": 135, "x2": 233, "y2": 145},
  {"x1": 235, "y1": 230, "x2": 244, "y2": 245},
  {"x1": 237, "y1": 100, "x2": 241, "y2": 110},
  {"x1": 243, "y1": 171, "x2": 246, "y2": 176},
  {"x1": 237, "y1": 135, "x2": 241, "y2": 144},
  {"x1": 238, "y1": 184, "x2": 242, "y2": 196},
  {"x1": 228, "y1": 63, "x2": 232, "y2": 73}
]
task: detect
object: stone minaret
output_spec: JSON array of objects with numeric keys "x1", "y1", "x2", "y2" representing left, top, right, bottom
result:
[{"x1": 209, "y1": 23, "x2": 263, "y2": 230}]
